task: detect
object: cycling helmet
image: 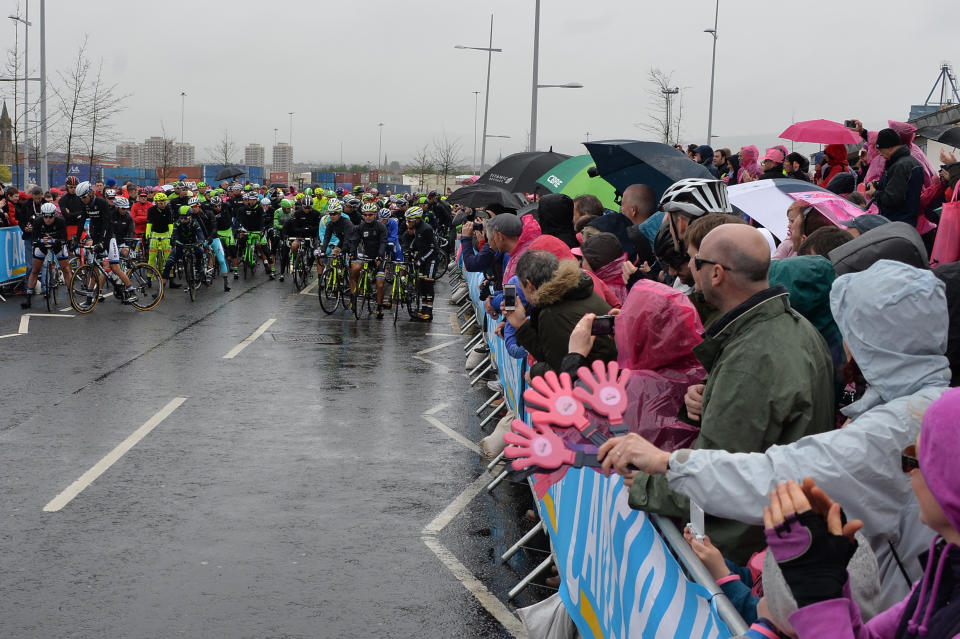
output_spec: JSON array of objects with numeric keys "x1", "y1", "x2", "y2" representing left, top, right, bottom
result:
[
  {"x1": 40, "y1": 202, "x2": 58, "y2": 216},
  {"x1": 295, "y1": 192, "x2": 305, "y2": 201},
  {"x1": 361, "y1": 193, "x2": 374, "y2": 202},
  {"x1": 335, "y1": 188, "x2": 344, "y2": 197},
  {"x1": 405, "y1": 206, "x2": 424, "y2": 221},
  {"x1": 353, "y1": 185, "x2": 364, "y2": 194},
  {"x1": 378, "y1": 207, "x2": 392, "y2": 219},
  {"x1": 105, "y1": 188, "x2": 117, "y2": 198},
  {"x1": 153, "y1": 192, "x2": 168, "y2": 203},
  {"x1": 76, "y1": 181, "x2": 92, "y2": 197},
  {"x1": 428, "y1": 189, "x2": 438, "y2": 198},
  {"x1": 360, "y1": 202, "x2": 378, "y2": 215},
  {"x1": 229, "y1": 183, "x2": 242, "y2": 191},
  {"x1": 210, "y1": 196, "x2": 223, "y2": 205},
  {"x1": 244, "y1": 184, "x2": 252, "y2": 191},
  {"x1": 302, "y1": 195, "x2": 314, "y2": 207},
  {"x1": 243, "y1": 192, "x2": 259, "y2": 201},
  {"x1": 658, "y1": 178, "x2": 731, "y2": 218},
  {"x1": 280, "y1": 199, "x2": 293, "y2": 209},
  {"x1": 197, "y1": 181, "x2": 207, "y2": 188},
  {"x1": 188, "y1": 196, "x2": 201, "y2": 206},
  {"x1": 179, "y1": 205, "x2": 191, "y2": 216},
  {"x1": 370, "y1": 188, "x2": 379, "y2": 196},
  {"x1": 259, "y1": 196, "x2": 272, "y2": 205},
  {"x1": 418, "y1": 196, "x2": 427, "y2": 205},
  {"x1": 114, "y1": 196, "x2": 130, "y2": 209},
  {"x1": 325, "y1": 189, "x2": 335, "y2": 198},
  {"x1": 345, "y1": 197, "x2": 361, "y2": 209},
  {"x1": 304, "y1": 188, "x2": 313, "y2": 196},
  {"x1": 327, "y1": 200, "x2": 343, "y2": 214}
]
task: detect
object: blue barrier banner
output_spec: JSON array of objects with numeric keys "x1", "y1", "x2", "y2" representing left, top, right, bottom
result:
[
  {"x1": 541, "y1": 468, "x2": 731, "y2": 639},
  {"x1": 0, "y1": 226, "x2": 27, "y2": 283}
]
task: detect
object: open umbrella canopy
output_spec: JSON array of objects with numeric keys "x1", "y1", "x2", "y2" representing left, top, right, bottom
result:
[
  {"x1": 583, "y1": 140, "x2": 712, "y2": 201},
  {"x1": 447, "y1": 183, "x2": 528, "y2": 210},
  {"x1": 916, "y1": 124, "x2": 960, "y2": 148},
  {"x1": 215, "y1": 166, "x2": 247, "y2": 181},
  {"x1": 536, "y1": 154, "x2": 620, "y2": 212},
  {"x1": 780, "y1": 119, "x2": 862, "y2": 145},
  {"x1": 727, "y1": 178, "x2": 863, "y2": 240},
  {"x1": 474, "y1": 150, "x2": 570, "y2": 194}
]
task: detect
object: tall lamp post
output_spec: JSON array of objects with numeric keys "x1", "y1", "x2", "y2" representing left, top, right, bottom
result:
[
  {"x1": 179, "y1": 91, "x2": 186, "y2": 146},
  {"x1": 528, "y1": 0, "x2": 583, "y2": 151},
  {"x1": 9, "y1": 6, "x2": 30, "y2": 178},
  {"x1": 377, "y1": 122, "x2": 384, "y2": 171},
  {"x1": 471, "y1": 91, "x2": 480, "y2": 174},
  {"x1": 288, "y1": 112, "x2": 294, "y2": 145},
  {"x1": 705, "y1": 0, "x2": 719, "y2": 142},
  {"x1": 455, "y1": 13, "x2": 501, "y2": 173}
]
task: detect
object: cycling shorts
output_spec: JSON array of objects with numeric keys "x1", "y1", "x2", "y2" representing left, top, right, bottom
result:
[
  {"x1": 108, "y1": 238, "x2": 121, "y2": 264},
  {"x1": 218, "y1": 229, "x2": 235, "y2": 247},
  {"x1": 33, "y1": 245, "x2": 70, "y2": 260}
]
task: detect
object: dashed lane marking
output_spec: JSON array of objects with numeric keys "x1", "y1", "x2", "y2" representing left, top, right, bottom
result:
[
  {"x1": 18, "y1": 313, "x2": 76, "y2": 335},
  {"x1": 414, "y1": 339, "x2": 460, "y2": 356},
  {"x1": 298, "y1": 279, "x2": 319, "y2": 295},
  {"x1": 422, "y1": 414, "x2": 482, "y2": 454},
  {"x1": 43, "y1": 397, "x2": 188, "y2": 512},
  {"x1": 222, "y1": 318, "x2": 276, "y2": 359}
]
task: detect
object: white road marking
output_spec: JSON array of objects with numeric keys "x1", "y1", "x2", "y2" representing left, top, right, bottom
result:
[
  {"x1": 414, "y1": 339, "x2": 459, "y2": 356},
  {"x1": 43, "y1": 397, "x2": 188, "y2": 512},
  {"x1": 424, "y1": 402, "x2": 449, "y2": 416},
  {"x1": 0, "y1": 333, "x2": 20, "y2": 340},
  {"x1": 18, "y1": 313, "x2": 75, "y2": 335},
  {"x1": 298, "y1": 280, "x2": 319, "y2": 295},
  {"x1": 422, "y1": 413, "x2": 482, "y2": 454},
  {"x1": 59, "y1": 307, "x2": 72, "y2": 312},
  {"x1": 425, "y1": 332, "x2": 457, "y2": 337},
  {"x1": 421, "y1": 474, "x2": 528, "y2": 639},
  {"x1": 222, "y1": 318, "x2": 276, "y2": 359}
]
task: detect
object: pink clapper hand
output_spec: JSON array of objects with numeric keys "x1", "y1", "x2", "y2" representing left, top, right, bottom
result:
[
  {"x1": 503, "y1": 419, "x2": 576, "y2": 471},
  {"x1": 573, "y1": 360, "x2": 632, "y2": 435},
  {"x1": 523, "y1": 371, "x2": 604, "y2": 445}
]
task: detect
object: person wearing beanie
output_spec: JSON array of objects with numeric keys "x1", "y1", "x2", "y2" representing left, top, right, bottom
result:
[
  {"x1": 867, "y1": 128, "x2": 924, "y2": 226},
  {"x1": 762, "y1": 384, "x2": 960, "y2": 638},
  {"x1": 695, "y1": 144, "x2": 721, "y2": 178},
  {"x1": 579, "y1": 232, "x2": 628, "y2": 304},
  {"x1": 535, "y1": 193, "x2": 577, "y2": 248},
  {"x1": 759, "y1": 148, "x2": 786, "y2": 180}
]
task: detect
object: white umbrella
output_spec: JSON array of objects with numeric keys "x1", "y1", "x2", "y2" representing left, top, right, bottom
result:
[{"x1": 727, "y1": 178, "x2": 833, "y2": 241}]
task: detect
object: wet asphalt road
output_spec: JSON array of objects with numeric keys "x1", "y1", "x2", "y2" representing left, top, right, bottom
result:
[{"x1": 0, "y1": 270, "x2": 549, "y2": 638}]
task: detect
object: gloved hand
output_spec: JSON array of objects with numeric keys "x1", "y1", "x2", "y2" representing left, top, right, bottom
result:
[{"x1": 764, "y1": 480, "x2": 861, "y2": 608}]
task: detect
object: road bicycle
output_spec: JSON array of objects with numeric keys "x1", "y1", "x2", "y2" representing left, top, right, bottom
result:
[
  {"x1": 69, "y1": 245, "x2": 163, "y2": 313},
  {"x1": 318, "y1": 252, "x2": 348, "y2": 315},
  {"x1": 237, "y1": 229, "x2": 264, "y2": 280},
  {"x1": 289, "y1": 237, "x2": 313, "y2": 291},
  {"x1": 37, "y1": 242, "x2": 66, "y2": 312},
  {"x1": 177, "y1": 243, "x2": 204, "y2": 302},
  {"x1": 384, "y1": 260, "x2": 418, "y2": 324},
  {"x1": 351, "y1": 257, "x2": 378, "y2": 320}
]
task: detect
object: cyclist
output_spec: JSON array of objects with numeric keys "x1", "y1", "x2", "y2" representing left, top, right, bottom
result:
[
  {"x1": 108, "y1": 196, "x2": 137, "y2": 260},
  {"x1": 20, "y1": 203, "x2": 72, "y2": 309},
  {"x1": 146, "y1": 192, "x2": 176, "y2": 280},
  {"x1": 283, "y1": 201, "x2": 321, "y2": 283},
  {"x1": 319, "y1": 199, "x2": 354, "y2": 293},
  {"x1": 349, "y1": 202, "x2": 388, "y2": 318},
  {"x1": 58, "y1": 176, "x2": 85, "y2": 241},
  {"x1": 130, "y1": 188, "x2": 151, "y2": 244},
  {"x1": 260, "y1": 196, "x2": 278, "y2": 278},
  {"x1": 400, "y1": 206, "x2": 437, "y2": 322},
  {"x1": 75, "y1": 181, "x2": 138, "y2": 300},
  {"x1": 379, "y1": 207, "x2": 403, "y2": 262},
  {"x1": 272, "y1": 199, "x2": 294, "y2": 280},
  {"x1": 209, "y1": 196, "x2": 238, "y2": 280},
  {"x1": 162, "y1": 205, "x2": 206, "y2": 290},
  {"x1": 343, "y1": 196, "x2": 362, "y2": 225},
  {"x1": 426, "y1": 188, "x2": 453, "y2": 242},
  {"x1": 191, "y1": 197, "x2": 230, "y2": 291},
  {"x1": 235, "y1": 193, "x2": 272, "y2": 279}
]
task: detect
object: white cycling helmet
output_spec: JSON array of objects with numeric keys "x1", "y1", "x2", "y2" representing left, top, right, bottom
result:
[
  {"x1": 114, "y1": 196, "x2": 130, "y2": 209},
  {"x1": 76, "y1": 181, "x2": 92, "y2": 197},
  {"x1": 326, "y1": 199, "x2": 343, "y2": 214},
  {"x1": 188, "y1": 196, "x2": 201, "y2": 206},
  {"x1": 40, "y1": 202, "x2": 58, "y2": 215},
  {"x1": 659, "y1": 178, "x2": 732, "y2": 218}
]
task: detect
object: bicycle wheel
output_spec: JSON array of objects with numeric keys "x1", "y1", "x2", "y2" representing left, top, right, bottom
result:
[
  {"x1": 434, "y1": 248, "x2": 450, "y2": 278},
  {"x1": 352, "y1": 284, "x2": 364, "y2": 320},
  {"x1": 292, "y1": 253, "x2": 304, "y2": 290},
  {"x1": 51, "y1": 265, "x2": 60, "y2": 308},
  {"x1": 318, "y1": 264, "x2": 340, "y2": 314},
  {"x1": 127, "y1": 263, "x2": 164, "y2": 311},
  {"x1": 69, "y1": 264, "x2": 101, "y2": 314},
  {"x1": 184, "y1": 259, "x2": 197, "y2": 302},
  {"x1": 408, "y1": 274, "x2": 422, "y2": 320}
]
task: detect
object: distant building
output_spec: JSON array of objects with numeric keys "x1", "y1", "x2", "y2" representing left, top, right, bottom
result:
[
  {"x1": 0, "y1": 101, "x2": 13, "y2": 165},
  {"x1": 115, "y1": 140, "x2": 142, "y2": 169},
  {"x1": 272, "y1": 143, "x2": 293, "y2": 173},
  {"x1": 173, "y1": 142, "x2": 195, "y2": 166},
  {"x1": 142, "y1": 136, "x2": 173, "y2": 170},
  {"x1": 245, "y1": 143, "x2": 265, "y2": 169}
]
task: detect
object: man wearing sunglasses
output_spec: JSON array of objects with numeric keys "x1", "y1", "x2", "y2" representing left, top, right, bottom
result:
[{"x1": 20, "y1": 203, "x2": 72, "y2": 309}]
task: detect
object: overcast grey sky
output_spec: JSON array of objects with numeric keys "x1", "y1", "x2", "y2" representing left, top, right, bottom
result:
[{"x1": 3, "y1": 0, "x2": 957, "y2": 166}]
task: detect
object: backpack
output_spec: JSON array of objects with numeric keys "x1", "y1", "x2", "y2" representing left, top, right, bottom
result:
[{"x1": 829, "y1": 222, "x2": 929, "y2": 276}]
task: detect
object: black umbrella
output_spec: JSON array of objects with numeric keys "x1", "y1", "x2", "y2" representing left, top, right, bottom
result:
[
  {"x1": 474, "y1": 150, "x2": 570, "y2": 194},
  {"x1": 447, "y1": 183, "x2": 528, "y2": 210},
  {"x1": 584, "y1": 140, "x2": 713, "y2": 200},
  {"x1": 916, "y1": 125, "x2": 960, "y2": 148},
  {"x1": 215, "y1": 166, "x2": 246, "y2": 181}
]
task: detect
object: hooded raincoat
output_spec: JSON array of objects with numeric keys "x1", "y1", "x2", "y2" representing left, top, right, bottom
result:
[
  {"x1": 536, "y1": 193, "x2": 578, "y2": 248},
  {"x1": 502, "y1": 214, "x2": 542, "y2": 285},
  {"x1": 662, "y1": 260, "x2": 951, "y2": 609},
  {"x1": 738, "y1": 146, "x2": 762, "y2": 183}
]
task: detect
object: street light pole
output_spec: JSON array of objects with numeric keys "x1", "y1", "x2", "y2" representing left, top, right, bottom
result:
[
  {"x1": 179, "y1": 91, "x2": 186, "y2": 146},
  {"x1": 288, "y1": 112, "x2": 294, "y2": 146},
  {"x1": 472, "y1": 90, "x2": 480, "y2": 174},
  {"x1": 378, "y1": 122, "x2": 384, "y2": 171},
  {"x1": 9, "y1": 5, "x2": 31, "y2": 180},
  {"x1": 38, "y1": 0, "x2": 47, "y2": 190},
  {"x1": 455, "y1": 14, "x2": 501, "y2": 174},
  {"x1": 529, "y1": 0, "x2": 540, "y2": 152},
  {"x1": 705, "y1": 0, "x2": 719, "y2": 142}
]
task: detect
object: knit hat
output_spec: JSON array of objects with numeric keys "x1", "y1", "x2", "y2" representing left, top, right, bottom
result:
[
  {"x1": 761, "y1": 147, "x2": 785, "y2": 164},
  {"x1": 875, "y1": 128, "x2": 902, "y2": 150},
  {"x1": 842, "y1": 214, "x2": 890, "y2": 235},
  {"x1": 918, "y1": 387, "x2": 960, "y2": 533},
  {"x1": 763, "y1": 530, "x2": 882, "y2": 632},
  {"x1": 486, "y1": 212, "x2": 523, "y2": 237},
  {"x1": 580, "y1": 232, "x2": 624, "y2": 270}
]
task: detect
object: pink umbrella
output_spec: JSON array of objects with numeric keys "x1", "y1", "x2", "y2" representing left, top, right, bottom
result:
[
  {"x1": 788, "y1": 190, "x2": 867, "y2": 226},
  {"x1": 780, "y1": 119, "x2": 862, "y2": 145}
]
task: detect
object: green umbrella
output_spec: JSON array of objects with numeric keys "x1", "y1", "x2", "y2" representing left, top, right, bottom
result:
[{"x1": 536, "y1": 154, "x2": 620, "y2": 212}]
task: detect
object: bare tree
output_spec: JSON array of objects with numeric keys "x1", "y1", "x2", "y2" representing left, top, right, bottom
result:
[
  {"x1": 432, "y1": 135, "x2": 463, "y2": 192},
  {"x1": 410, "y1": 144, "x2": 434, "y2": 190},
  {"x1": 52, "y1": 35, "x2": 91, "y2": 172},
  {"x1": 155, "y1": 123, "x2": 176, "y2": 184},
  {"x1": 4, "y1": 19, "x2": 24, "y2": 188},
  {"x1": 207, "y1": 129, "x2": 237, "y2": 165},
  {"x1": 84, "y1": 59, "x2": 128, "y2": 178},
  {"x1": 637, "y1": 68, "x2": 685, "y2": 146}
]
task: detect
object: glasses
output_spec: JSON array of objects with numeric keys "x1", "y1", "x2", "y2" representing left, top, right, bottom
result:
[
  {"x1": 901, "y1": 445, "x2": 920, "y2": 473},
  {"x1": 42, "y1": 214, "x2": 56, "y2": 218},
  {"x1": 363, "y1": 213, "x2": 376, "y2": 217},
  {"x1": 694, "y1": 254, "x2": 732, "y2": 271}
]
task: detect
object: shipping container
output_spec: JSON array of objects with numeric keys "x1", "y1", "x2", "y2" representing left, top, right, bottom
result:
[
  {"x1": 10, "y1": 164, "x2": 100, "y2": 189},
  {"x1": 335, "y1": 182, "x2": 353, "y2": 192},
  {"x1": 155, "y1": 166, "x2": 202, "y2": 184},
  {"x1": 378, "y1": 183, "x2": 411, "y2": 194},
  {"x1": 311, "y1": 171, "x2": 336, "y2": 184},
  {"x1": 269, "y1": 171, "x2": 290, "y2": 185}
]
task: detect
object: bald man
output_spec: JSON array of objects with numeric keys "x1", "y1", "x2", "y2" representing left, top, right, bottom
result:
[
  {"x1": 600, "y1": 223, "x2": 836, "y2": 564},
  {"x1": 586, "y1": 183, "x2": 656, "y2": 264}
]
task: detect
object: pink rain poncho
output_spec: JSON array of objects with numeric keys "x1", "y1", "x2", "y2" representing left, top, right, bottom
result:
[
  {"x1": 501, "y1": 214, "x2": 542, "y2": 284},
  {"x1": 738, "y1": 145, "x2": 762, "y2": 182},
  {"x1": 530, "y1": 280, "x2": 706, "y2": 496}
]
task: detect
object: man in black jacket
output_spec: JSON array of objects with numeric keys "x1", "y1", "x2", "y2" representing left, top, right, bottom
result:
[{"x1": 867, "y1": 128, "x2": 923, "y2": 226}]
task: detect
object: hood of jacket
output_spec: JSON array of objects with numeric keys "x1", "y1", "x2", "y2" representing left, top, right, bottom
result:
[
  {"x1": 615, "y1": 280, "x2": 703, "y2": 372},
  {"x1": 831, "y1": 259, "x2": 951, "y2": 415},
  {"x1": 502, "y1": 214, "x2": 543, "y2": 283},
  {"x1": 768, "y1": 255, "x2": 840, "y2": 344},
  {"x1": 529, "y1": 259, "x2": 592, "y2": 306},
  {"x1": 536, "y1": 193, "x2": 577, "y2": 248}
]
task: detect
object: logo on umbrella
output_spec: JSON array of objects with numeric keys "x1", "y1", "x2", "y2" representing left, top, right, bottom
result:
[{"x1": 546, "y1": 175, "x2": 563, "y2": 189}]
